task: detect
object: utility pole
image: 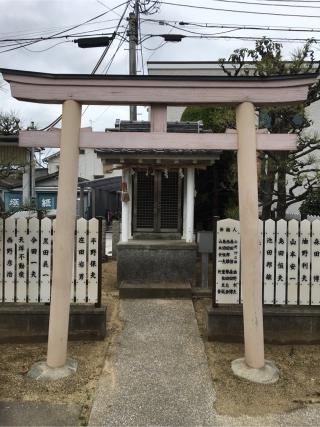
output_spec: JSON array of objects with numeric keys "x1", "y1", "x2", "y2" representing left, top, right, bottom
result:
[{"x1": 128, "y1": 1, "x2": 139, "y2": 121}]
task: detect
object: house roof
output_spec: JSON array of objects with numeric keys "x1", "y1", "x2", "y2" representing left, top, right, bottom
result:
[
  {"x1": 0, "y1": 135, "x2": 19, "y2": 145},
  {"x1": 0, "y1": 170, "x2": 87, "y2": 190},
  {"x1": 79, "y1": 176, "x2": 121, "y2": 191},
  {"x1": 35, "y1": 170, "x2": 87, "y2": 184},
  {"x1": 0, "y1": 134, "x2": 41, "y2": 152},
  {"x1": 43, "y1": 151, "x2": 60, "y2": 162},
  {"x1": 0, "y1": 175, "x2": 23, "y2": 189}
]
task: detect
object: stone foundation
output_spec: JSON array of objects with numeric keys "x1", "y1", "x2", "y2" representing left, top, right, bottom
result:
[
  {"x1": 117, "y1": 240, "x2": 197, "y2": 285},
  {"x1": 207, "y1": 304, "x2": 320, "y2": 344},
  {"x1": 0, "y1": 304, "x2": 106, "y2": 343}
]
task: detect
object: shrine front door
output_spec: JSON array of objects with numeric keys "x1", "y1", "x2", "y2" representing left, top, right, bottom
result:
[{"x1": 133, "y1": 170, "x2": 182, "y2": 234}]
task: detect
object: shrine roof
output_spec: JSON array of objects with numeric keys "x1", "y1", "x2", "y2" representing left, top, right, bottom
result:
[{"x1": 109, "y1": 120, "x2": 205, "y2": 133}]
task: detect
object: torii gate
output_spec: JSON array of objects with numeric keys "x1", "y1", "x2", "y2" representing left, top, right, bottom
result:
[{"x1": 1, "y1": 69, "x2": 316, "y2": 382}]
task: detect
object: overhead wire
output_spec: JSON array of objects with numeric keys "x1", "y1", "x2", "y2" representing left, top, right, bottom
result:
[
  {"x1": 0, "y1": 27, "x2": 124, "y2": 43},
  {"x1": 0, "y1": 0, "x2": 130, "y2": 54},
  {"x1": 102, "y1": 25, "x2": 128, "y2": 73},
  {"x1": 21, "y1": 41, "x2": 72, "y2": 53},
  {"x1": 160, "y1": 1, "x2": 320, "y2": 19},
  {"x1": 206, "y1": 0, "x2": 320, "y2": 9},
  {"x1": 142, "y1": 18, "x2": 320, "y2": 34},
  {"x1": 40, "y1": 0, "x2": 131, "y2": 130},
  {"x1": 0, "y1": 18, "x2": 120, "y2": 39},
  {"x1": 141, "y1": 32, "x2": 320, "y2": 43},
  {"x1": 239, "y1": 0, "x2": 320, "y2": 2},
  {"x1": 95, "y1": 0, "x2": 123, "y2": 17}
]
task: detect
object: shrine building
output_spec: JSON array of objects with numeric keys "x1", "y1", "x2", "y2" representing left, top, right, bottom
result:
[{"x1": 97, "y1": 119, "x2": 220, "y2": 292}]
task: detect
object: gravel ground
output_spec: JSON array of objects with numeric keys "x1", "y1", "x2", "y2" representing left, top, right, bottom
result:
[
  {"x1": 0, "y1": 261, "x2": 121, "y2": 426},
  {"x1": 194, "y1": 298, "x2": 320, "y2": 418},
  {"x1": 2, "y1": 262, "x2": 320, "y2": 426}
]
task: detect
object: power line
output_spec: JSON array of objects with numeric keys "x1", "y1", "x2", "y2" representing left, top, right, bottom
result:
[
  {"x1": 102, "y1": 25, "x2": 129, "y2": 73},
  {"x1": 160, "y1": 1, "x2": 320, "y2": 19},
  {"x1": 242, "y1": 0, "x2": 320, "y2": 2},
  {"x1": 21, "y1": 41, "x2": 72, "y2": 53},
  {"x1": 0, "y1": 18, "x2": 120, "y2": 39},
  {"x1": 40, "y1": 1, "x2": 131, "y2": 130},
  {"x1": 142, "y1": 32, "x2": 320, "y2": 43},
  {"x1": 144, "y1": 20, "x2": 320, "y2": 40},
  {"x1": 0, "y1": 33, "x2": 127, "y2": 52},
  {"x1": 0, "y1": 29, "x2": 119, "y2": 44},
  {"x1": 0, "y1": 0, "x2": 130, "y2": 54},
  {"x1": 91, "y1": 2, "x2": 130, "y2": 73},
  {"x1": 0, "y1": 32, "x2": 124, "y2": 54},
  {"x1": 143, "y1": 18, "x2": 320, "y2": 32},
  {"x1": 95, "y1": 0, "x2": 123, "y2": 17},
  {"x1": 206, "y1": 0, "x2": 320, "y2": 8},
  {"x1": 143, "y1": 17, "x2": 320, "y2": 34}
]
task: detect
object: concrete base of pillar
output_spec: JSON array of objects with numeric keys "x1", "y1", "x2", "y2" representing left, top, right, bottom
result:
[
  {"x1": 27, "y1": 358, "x2": 77, "y2": 381},
  {"x1": 231, "y1": 358, "x2": 279, "y2": 384}
]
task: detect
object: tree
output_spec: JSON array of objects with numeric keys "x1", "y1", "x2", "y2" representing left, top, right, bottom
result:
[
  {"x1": 218, "y1": 37, "x2": 320, "y2": 218},
  {"x1": 0, "y1": 111, "x2": 20, "y2": 135},
  {"x1": 300, "y1": 187, "x2": 320, "y2": 218},
  {"x1": 181, "y1": 106, "x2": 238, "y2": 221},
  {"x1": 0, "y1": 111, "x2": 26, "y2": 181}
]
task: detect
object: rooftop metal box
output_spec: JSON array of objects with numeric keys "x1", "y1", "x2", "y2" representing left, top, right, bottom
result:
[{"x1": 197, "y1": 231, "x2": 213, "y2": 253}]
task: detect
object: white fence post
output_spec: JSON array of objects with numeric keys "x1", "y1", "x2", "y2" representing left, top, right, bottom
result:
[
  {"x1": 299, "y1": 219, "x2": 311, "y2": 305},
  {"x1": 16, "y1": 218, "x2": 27, "y2": 302},
  {"x1": 88, "y1": 218, "x2": 99, "y2": 304},
  {"x1": 4, "y1": 218, "x2": 16, "y2": 302},
  {"x1": 40, "y1": 218, "x2": 52, "y2": 303},
  {"x1": 275, "y1": 219, "x2": 287, "y2": 305},
  {"x1": 311, "y1": 219, "x2": 320, "y2": 305},
  {"x1": 28, "y1": 218, "x2": 40, "y2": 302},
  {"x1": 263, "y1": 219, "x2": 275, "y2": 304},
  {"x1": 287, "y1": 219, "x2": 299, "y2": 305},
  {"x1": 75, "y1": 218, "x2": 87, "y2": 303}
]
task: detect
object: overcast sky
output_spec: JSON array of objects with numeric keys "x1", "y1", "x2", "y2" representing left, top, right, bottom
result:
[{"x1": 1, "y1": 0, "x2": 320, "y2": 132}]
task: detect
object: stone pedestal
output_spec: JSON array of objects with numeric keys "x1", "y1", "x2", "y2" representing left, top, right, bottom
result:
[{"x1": 117, "y1": 240, "x2": 197, "y2": 285}]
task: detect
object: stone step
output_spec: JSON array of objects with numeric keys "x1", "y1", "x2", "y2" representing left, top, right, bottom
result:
[{"x1": 119, "y1": 282, "x2": 192, "y2": 299}]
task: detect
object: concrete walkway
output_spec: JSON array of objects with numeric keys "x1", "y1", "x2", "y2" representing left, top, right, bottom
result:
[
  {"x1": 0, "y1": 401, "x2": 81, "y2": 426},
  {"x1": 89, "y1": 299, "x2": 216, "y2": 426}
]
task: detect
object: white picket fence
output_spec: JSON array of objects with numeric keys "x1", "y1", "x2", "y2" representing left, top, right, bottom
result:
[
  {"x1": 0, "y1": 217, "x2": 100, "y2": 304},
  {"x1": 216, "y1": 218, "x2": 320, "y2": 306}
]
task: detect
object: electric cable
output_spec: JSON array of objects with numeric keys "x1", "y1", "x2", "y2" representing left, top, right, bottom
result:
[
  {"x1": 0, "y1": 0, "x2": 130, "y2": 54},
  {"x1": 206, "y1": 0, "x2": 320, "y2": 9},
  {"x1": 142, "y1": 17, "x2": 320, "y2": 34},
  {"x1": 160, "y1": 1, "x2": 320, "y2": 19},
  {"x1": 40, "y1": 1, "x2": 131, "y2": 130},
  {"x1": 141, "y1": 33, "x2": 320, "y2": 43}
]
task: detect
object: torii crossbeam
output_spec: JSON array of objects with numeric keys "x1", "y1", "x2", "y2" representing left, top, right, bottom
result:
[{"x1": 1, "y1": 68, "x2": 317, "y2": 383}]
